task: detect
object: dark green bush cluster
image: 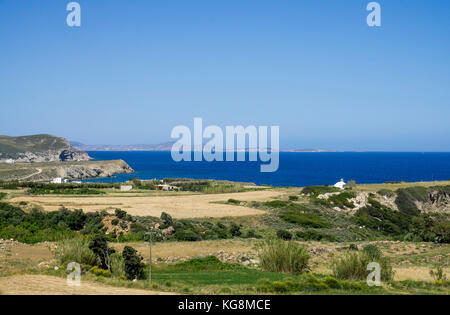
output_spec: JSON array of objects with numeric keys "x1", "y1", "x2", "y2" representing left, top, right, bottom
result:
[
  {"x1": 315, "y1": 192, "x2": 356, "y2": 209},
  {"x1": 295, "y1": 230, "x2": 337, "y2": 242},
  {"x1": 301, "y1": 185, "x2": 340, "y2": 197},
  {"x1": 0, "y1": 202, "x2": 135, "y2": 243},
  {"x1": 89, "y1": 234, "x2": 116, "y2": 269},
  {"x1": 256, "y1": 275, "x2": 366, "y2": 293},
  {"x1": 276, "y1": 229, "x2": 293, "y2": 240},
  {"x1": 395, "y1": 187, "x2": 427, "y2": 216},
  {"x1": 29, "y1": 188, "x2": 104, "y2": 195},
  {"x1": 409, "y1": 213, "x2": 450, "y2": 243},
  {"x1": 169, "y1": 256, "x2": 243, "y2": 271},
  {"x1": 0, "y1": 192, "x2": 6, "y2": 200},
  {"x1": 354, "y1": 199, "x2": 411, "y2": 236},
  {"x1": 122, "y1": 245, "x2": 146, "y2": 280},
  {"x1": 280, "y1": 209, "x2": 330, "y2": 228},
  {"x1": 355, "y1": 197, "x2": 450, "y2": 243}
]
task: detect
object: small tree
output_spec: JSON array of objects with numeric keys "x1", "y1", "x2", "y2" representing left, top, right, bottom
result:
[
  {"x1": 114, "y1": 209, "x2": 127, "y2": 220},
  {"x1": 122, "y1": 246, "x2": 145, "y2": 280},
  {"x1": 230, "y1": 223, "x2": 242, "y2": 237},
  {"x1": 161, "y1": 212, "x2": 174, "y2": 227},
  {"x1": 89, "y1": 234, "x2": 115, "y2": 270}
]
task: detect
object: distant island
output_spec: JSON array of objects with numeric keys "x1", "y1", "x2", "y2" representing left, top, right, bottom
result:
[{"x1": 71, "y1": 141, "x2": 337, "y2": 153}]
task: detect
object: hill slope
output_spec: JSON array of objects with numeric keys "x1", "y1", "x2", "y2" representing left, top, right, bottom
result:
[{"x1": 0, "y1": 134, "x2": 90, "y2": 163}]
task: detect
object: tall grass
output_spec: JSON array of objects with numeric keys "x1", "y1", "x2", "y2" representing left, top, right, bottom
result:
[
  {"x1": 258, "y1": 239, "x2": 310, "y2": 274},
  {"x1": 332, "y1": 246, "x2": 394, "y2": 281},
  {"x1": 54, "y1": 238, "x2": 98, "y2": 267},
  {"x1": 110, "y1": 253, "x2": 126, "y2": 277}
]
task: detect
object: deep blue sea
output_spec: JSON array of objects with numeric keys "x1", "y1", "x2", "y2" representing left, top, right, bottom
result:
[{"x1": 85, "y1": 151, "x2": 450, "y2": 187}]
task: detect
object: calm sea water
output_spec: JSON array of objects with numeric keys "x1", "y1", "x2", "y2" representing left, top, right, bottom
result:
[{"x1": 85, "y1": 151, "x2": 450, "y2": 187}]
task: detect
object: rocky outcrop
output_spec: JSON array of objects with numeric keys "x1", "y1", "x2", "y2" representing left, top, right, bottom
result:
[
  {"x1": 42, "y1": 160, "x2": 134, "y2": 181},
  {"x1": 0, "y1": 134, "x2": 90, "y2": 163},
  {"x1": 0, "y1": 149, "x2": 90, "y2": 163},
  {"x1": 416, "y1": 190, "x2": 450, "y2": 213}
]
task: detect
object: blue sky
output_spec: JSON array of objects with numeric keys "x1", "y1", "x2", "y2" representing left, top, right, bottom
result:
[{"x1": 0, "y1": 0, "x2": 449, "y2": 151}]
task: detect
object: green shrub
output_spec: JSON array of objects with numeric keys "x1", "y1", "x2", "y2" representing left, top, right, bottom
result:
[
  {"x1": 55, "y1": 238, "x2": 98, "y2": 267},
  {"x1": 302, "y1": 185, "x2": 340, "y2": 196},
  {"x1": 295, "y1": 230, "x2": 337, "y2": 242},
  {"x1": 174, "y1": 229, "x2": 202, "y2": 242},
  {"x1": 362, "y1": 244, "x2": 382, "y2": 260},
  {"x1": 170, "y1": 256, "x2": 242, "y2": 271},
  {"x1": 227, "y1": 199, "x2": 240, "y2": 205},
  {"x1": 111, "y1": 219, "x2": 119, "y2": 226},
  {"x1": 288, "y1": 195, "x2": 299, "y2": 201},
  {"x1": 122, "y1": 246, "x2": 145, "y2": 280},
  {"x1": 430, "y1": 263, "x2": 447, "y2": 282},
  {"x1": 161, "y1": 212, "x2": 174, "y2": 227},
  {"x1": 114, "y1": 209, "x2": 127, "y2": 220},
  {"x1": 89, "y1": 234, "x2": 116, "y2": 270},
  {"x1": 90, "y1": 266, "x2": 112, "y2": 277},
  {"x1": 395, "y1": 187, "x2": 427, "y2": 216},
  {"x1": 276, "y1": 229, "x2": 293, "y2": 240},
  {"x1": 332, "y1": 248, "x2": 394, "y2": 281},
  {"x1": 324, "y1": 276, "x2": 341, "y2": 289},
  {"x1": 0, "y1": 193, "x2": 6, "y2": 200},
  {"x1": 258, "y1": 239, "x2": 310, "y2": 274},
  {"x1": 280, "y1": 210, "x2": 330, "y2": 228},
  {"x1": 271, "y1": 281, "x2": 289, "y2": 293},
  {"x1": 229, "y1": 223, "x2": 242, "y2": 237}
]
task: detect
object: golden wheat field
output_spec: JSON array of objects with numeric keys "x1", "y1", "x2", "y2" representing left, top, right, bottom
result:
[{"x1": 9, "y1": 189, "x2": 286, "y2": 218}]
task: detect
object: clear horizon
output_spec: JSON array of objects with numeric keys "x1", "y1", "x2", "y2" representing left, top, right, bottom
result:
[{"x1": 1, "y1": 1, "x2": 450, "y2": 151}]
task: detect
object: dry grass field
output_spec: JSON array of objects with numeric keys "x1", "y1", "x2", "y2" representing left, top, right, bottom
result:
[{"x1": 9, "y1": 189, "x2": 285, "y2": 218}]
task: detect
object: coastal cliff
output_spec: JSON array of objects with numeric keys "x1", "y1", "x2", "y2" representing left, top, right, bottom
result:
[
  {"x1": 0, "y1": 134, "x2": 134, "y2": 181},
  {"x1": 0, "y1": 134, "x2": 90, "y2": 163},
  {"x1": 0, "y1": 160, "x2": 134, "y2": 182}
]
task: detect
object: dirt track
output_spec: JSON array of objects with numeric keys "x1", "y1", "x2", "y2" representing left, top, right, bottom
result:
[
  {"x1": 11, "y1": 190, "x2": 284, "y2": 218},
  {"x1": 0, "y1": 275, "x2": 173, "y2": 295}
]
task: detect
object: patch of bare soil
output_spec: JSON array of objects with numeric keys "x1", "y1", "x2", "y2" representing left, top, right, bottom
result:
[{"x1": 0, "y1": 275, "x2": 173, "y2": 295}]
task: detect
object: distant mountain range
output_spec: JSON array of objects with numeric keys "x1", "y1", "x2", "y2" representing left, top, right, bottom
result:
[
  {"x1": 70, "y1": 141, "x2": 335, "y2": 152},
  {"x1": 71, "y1": 141, "x2": 176, "y2": 152}
]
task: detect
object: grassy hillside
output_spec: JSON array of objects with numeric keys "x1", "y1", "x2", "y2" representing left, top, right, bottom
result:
[{"x1": 0, "y1": 134, "x2": 70, "y2": 154}]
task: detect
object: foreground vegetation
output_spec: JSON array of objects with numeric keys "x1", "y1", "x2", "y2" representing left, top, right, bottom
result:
[{"x1": 0, "y1": 180, "x2": 449, "y2": 295}]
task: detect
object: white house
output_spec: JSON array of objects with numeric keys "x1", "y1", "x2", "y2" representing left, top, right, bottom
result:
[
  {"x1": 334, "y1": 179, "x2": 346, "y2": 190},
  {"x1": 51, "y1": 178, "x2": 69, "y2": 184},
  {"x1": 120, "y1": 185, "x2": 133, "y2": 192}
]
